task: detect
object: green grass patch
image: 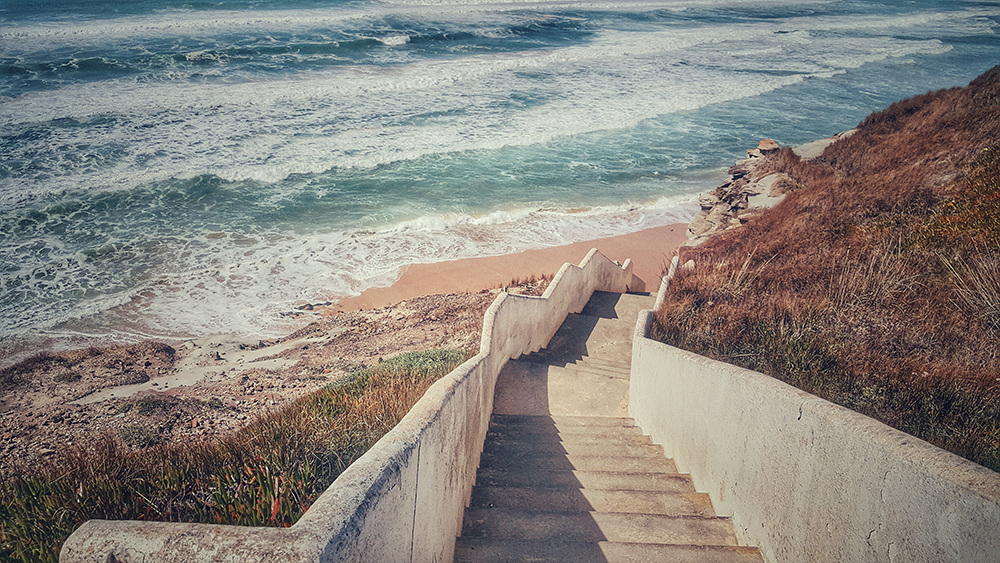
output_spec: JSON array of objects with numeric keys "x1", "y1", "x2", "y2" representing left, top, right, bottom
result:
[{"x1": 0, "y1": 347, "x2": 473, "y2": 563}]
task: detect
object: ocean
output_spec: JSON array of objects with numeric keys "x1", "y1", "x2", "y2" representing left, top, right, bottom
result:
[{"x1": 1, "y1": 0, "x2": 998, "y2": 355}]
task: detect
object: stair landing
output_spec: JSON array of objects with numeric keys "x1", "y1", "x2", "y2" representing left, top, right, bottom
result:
[{"x1": 455, "y1": 291, "x2": 762, "y2": 563}]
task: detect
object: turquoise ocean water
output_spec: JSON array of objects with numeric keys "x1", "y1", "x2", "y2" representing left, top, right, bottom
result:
[{"x1": 1, "y1": 0, "x2": 998, "y2": 354}]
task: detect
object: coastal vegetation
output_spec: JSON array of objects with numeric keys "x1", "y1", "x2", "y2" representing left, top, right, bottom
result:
[
  {"x1": 653, "y1": 66, "x2": 1000, "y2": 471},
  {"x1": 0, "y1": 347, "x2": 472, "y2": 563}
]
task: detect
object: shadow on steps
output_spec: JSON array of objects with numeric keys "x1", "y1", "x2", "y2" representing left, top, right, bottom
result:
[
  {"x1": 454, "y1": 290, "x2": 762, "y2": 563},
  {"x1": 456, "y1": 415, "x2": 757, "y2": 563}
]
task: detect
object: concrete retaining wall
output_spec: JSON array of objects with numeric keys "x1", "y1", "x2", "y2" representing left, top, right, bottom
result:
[
  {"x1": 60, "y1": 249, "x2": 636, "y2": 563},
  {"x1": 630, "y1": 280, "x2": 1000, "y2": 562}
]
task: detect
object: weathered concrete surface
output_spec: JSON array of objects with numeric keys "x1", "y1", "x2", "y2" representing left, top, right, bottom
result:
[
  {"x1": 60, "y1": 249, "x2": 637, "y2": 563},
  {"x1": 456, "y1": 291, "x2": 762, "y2": 563},
  {"x1": 455, "y1": 539, "x2": 764, "y2": 563},
  {"x1": 631, "y1": 294, "x2": 1000, "y2": 563},
  {"x1": 461, "y1": 508, "x2": 739, "y2": 544},
  {"x1": 457, "y1": 415, "x2": 762, "y2": 563},
  {"x1": 469, "y1": 485, "x2": 714, "y2": 516},
  {"x1": 492, "y1": 359, "x2": 630, "y2": 417},
  {"x1": 492, "y1": 291, "x2": 652, "y2": 418}
]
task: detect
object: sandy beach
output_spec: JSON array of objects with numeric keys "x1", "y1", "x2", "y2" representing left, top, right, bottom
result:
[
  {"x1": 0, "y1": 222, "x2": 691, "y2": 474},
  {"x1": 334, "y1": 223, "x2": 689, "y2": 312}
]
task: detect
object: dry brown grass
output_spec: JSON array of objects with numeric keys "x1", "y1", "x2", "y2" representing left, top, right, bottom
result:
[
  {"x1": 504, "y1": 273, "x2": 554, "y2": 296},
  {"x1": 655, "y1": 66, "x2": 1000, "y2": 471}
]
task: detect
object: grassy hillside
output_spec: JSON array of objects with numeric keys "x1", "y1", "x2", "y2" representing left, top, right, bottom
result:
[
  {"x1": 653, "y1": 66, "x2": 1000, "y2": 471},
  {"x1": 0, "y1": 348, "x2": 472, "y2": 563}
]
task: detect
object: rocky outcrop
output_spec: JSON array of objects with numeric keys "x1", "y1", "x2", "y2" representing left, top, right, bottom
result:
[
  {"x1": 791, "y1": 128, "x2": 855, "y2": 160},
  {"x1": 745, "y1": 138, "x2": 780, "y2": 159},
  {"x1": 686, "y1": 132, "x2": 854, "y2": 246},
  {"x1": 686, "y1": 139, "x2": 791, "y2": 245}
]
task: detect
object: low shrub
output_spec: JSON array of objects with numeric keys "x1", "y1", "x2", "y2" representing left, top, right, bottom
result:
[{"x1": 117, "y1": 425, "x2": 164, "y2": 448}]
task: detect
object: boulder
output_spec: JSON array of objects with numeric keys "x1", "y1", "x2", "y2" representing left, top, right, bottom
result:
[
  {"x1": 746, "y1": 138, "x2": 780, "y2": 158},
  {"x1": 687, "y1": 143, "x2": 789, "y2": 246}
]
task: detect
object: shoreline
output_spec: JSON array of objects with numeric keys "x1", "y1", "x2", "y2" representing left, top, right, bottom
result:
[
  {"x1": 332, "y1": 223, "x2": 690, "y2": 312},
  {"x1": 0, "y1": 223, "x2": 689, "y2": 473},
  {"x1": 0, "y1": 222, "x2": 690, "y2": 369}
]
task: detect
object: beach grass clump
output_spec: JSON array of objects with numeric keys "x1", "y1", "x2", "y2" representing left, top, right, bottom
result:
[
  {"x1": 130, "y1": 396, "x2": 175, "y2": 415},
  {"x1": 943, "y1": 253, "x2": 1000, "y2": 333},
  {"x1": 653, "y1": 67, "x2": 1000, "y2": 472},
  {"x1": 918, "y1": 146, "x2": 1000, "y2": 248},
  {"x1": 504, "y1": 273, "x2": 554, "y2": 296},
  {"x1": 0, "y1": 347, "x2": 473, "y2": 563}
]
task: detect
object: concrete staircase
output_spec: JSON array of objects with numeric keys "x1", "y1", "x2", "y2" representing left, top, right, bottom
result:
[{"x1": 454, "y1": 292, "x2": 762, "y2": 563}]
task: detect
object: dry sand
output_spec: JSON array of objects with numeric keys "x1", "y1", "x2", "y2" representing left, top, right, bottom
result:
[{"x1": 334, "y1": 223, "x2": 688, "y2": 311}]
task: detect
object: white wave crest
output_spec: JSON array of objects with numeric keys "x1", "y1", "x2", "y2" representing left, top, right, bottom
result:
[
  {"x1": 14, "y1": 196, "x2": 696, "y2": 342},
  {"x1": 379, "y1": 34, "x2": 411, "y2": 46},
  {"x1": 1, "y1": 6, "x2": 979, "y2": 203}
]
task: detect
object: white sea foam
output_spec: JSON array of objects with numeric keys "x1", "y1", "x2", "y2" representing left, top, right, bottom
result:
[
  {"x1": 19, "y1": 195, "x2": 696, "y2": 341},
  {"x1": 0, "y1": 0, "x2": 830, "y2": 50},
  {"x1": 375, "y1": 0, "x2": 823, "y2": 11},
  {"x1": 0, "y1": 9, "x2": 370, "y2": 49},
  {"x1": 379, "y1": 34, "x2": 412, "y2": 46},
  {"x1": 0, "y1": 7, "x2": 976, "y2": 207}
]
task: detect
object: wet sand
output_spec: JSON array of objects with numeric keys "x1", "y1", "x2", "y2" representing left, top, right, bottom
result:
[{"x1": 334, "y1": 223, "x2": 689, "y2": 311}]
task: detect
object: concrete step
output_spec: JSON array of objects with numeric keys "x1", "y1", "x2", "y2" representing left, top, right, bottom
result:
[
  {"x1": 573, "y1": 365, "x2": 631, "y2": 379},
  {"x1": 486, "y1": 428, "x2": 655, "y2": 448},
  {"x1": 492, "y1": 360, "x2": 630, "y2": 418},
  {"x1": 527, "y1": 353, "x2": 629, "y2": 366},
  {"x1": 461, "y1": 508, "x2": 739, "y2": 545},
  {"x1": 489, "y1": 414, "x2": 636, "y2": 428},
  {"x1": 468, "y1": 485, "x2": 716, "y2": 517},
  {"x1": 574, "y1": 356, "x2": 631, "y2": 370},
  {"x1": 544, "y1": 315, "x2": 635, "y2": 361},
  {"x1": 483, "y1": 429, "x2": 658, "y2": 454},
  {"x1": 579, "y1": 290, "x2": 656, "y2": 320},
  {"x1": 474, "y1": 468, "x2": 696, "y2": 493},
  {"x1": 485, "y1": 421, "x2": 649, "y2": 438},
  {"x1": 455, "y1": 539, "x2": 763, "y2": 563},
  {"x1": 482, "y1": 438, "x2": 663, "y2": 459},
  {"x1": 511, "y1": 359, "x2": 632, "y2": 381},
  {"x1": 477, "y1": 452, "x2": 678, "y2": 474},
  {"x1": 547, "y1": 363, "x2": 630, "y2": 381},
  {"x1": 520, "y1": 354, "x2": 632, "y2": 374},
  {"x1": 481, "y1": 420, "x2": 668, "y2": 470}
]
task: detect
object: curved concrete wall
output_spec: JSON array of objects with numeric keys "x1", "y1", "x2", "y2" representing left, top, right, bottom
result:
[
  {"x1": 630, "y1": 306, "x2": 1000, "y2": 563},
  {"x1": 61, "y1": 249, "x2": 636, "y2": 563}
]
